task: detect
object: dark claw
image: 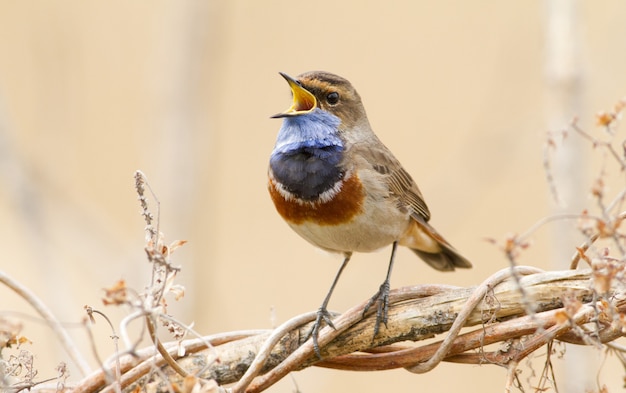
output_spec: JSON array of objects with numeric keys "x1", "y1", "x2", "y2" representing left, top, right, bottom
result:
[
  {"x1": 308, "y1": 307, "x2": 336, "y2": 358},
  {"x1": 363, "y1": 280, "x2": 391, "y2": 338}
]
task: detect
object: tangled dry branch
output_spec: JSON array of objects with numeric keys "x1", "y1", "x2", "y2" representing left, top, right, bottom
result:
[
  {"x1": 3, "y1": 99, "x2": 626, "y2": 392},
  {"x1": 66, "y1": 264, "x2": 624, "y2": 393}
]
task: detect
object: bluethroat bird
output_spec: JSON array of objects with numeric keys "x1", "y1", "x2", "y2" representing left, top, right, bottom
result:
[{"x1": 268, "y1": 71, "x2": 471, "y2": 354}]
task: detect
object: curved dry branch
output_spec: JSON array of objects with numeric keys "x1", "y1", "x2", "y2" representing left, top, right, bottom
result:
[
  {"x1": 69, "y1": 266, "x2": 625, "y2": 393},
  {"x1": 0, "y1": 270, "x2": 91, "y2": 377}
]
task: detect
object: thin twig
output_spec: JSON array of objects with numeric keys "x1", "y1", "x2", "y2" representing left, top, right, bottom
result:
[
  {"x1": 231, "y1": 312, "x2": 318, "y2": 393},
  {"x1": 118, "y1": 310, "x2": 148, "y2": 352},
  {"x1": 571, "y1": 119, "x2": 626, "y2": 171},
  {"x1": 0, "y1": 269, "x2": 91, "y2": 376},
  {"x1": 404, "y1": 266, "x2": 543, "y2": 373},
  {"x1": 146, "y1": 315, "x2": 188, "y2": 378},
  {"x1": 84, "y1": 307, "x2": 122, "y2": 393},
  {"x1": 504, "y1": 360, "x2": 519, "y2": 393},
  {"x1": 97, "y1": 331, "x2": 264, "y2": 393}
]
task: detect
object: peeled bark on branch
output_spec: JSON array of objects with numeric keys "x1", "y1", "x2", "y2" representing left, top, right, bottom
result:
[{"x1": 70, "y1": 266, "x2": 625, "y2": 393}]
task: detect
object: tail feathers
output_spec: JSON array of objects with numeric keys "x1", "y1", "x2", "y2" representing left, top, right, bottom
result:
[
  {"x1": 405, "y1": 215, "x2": 473, "y2": 271},
  {"x1": 411, "y1": 245, "x2": 472, "y2": 272}
]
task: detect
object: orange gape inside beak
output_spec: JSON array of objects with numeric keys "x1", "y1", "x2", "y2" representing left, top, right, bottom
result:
[{"x1": 272, "y1": 72, "x2": 317, "y2": 118}]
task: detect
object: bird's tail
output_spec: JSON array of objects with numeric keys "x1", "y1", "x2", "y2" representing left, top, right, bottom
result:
[
  {"x1": 401, "y1": 215, "x2": 472, "y2": 272},
  {"x1": 411, "y1": 245, "x2": 472, "y2": 271}
]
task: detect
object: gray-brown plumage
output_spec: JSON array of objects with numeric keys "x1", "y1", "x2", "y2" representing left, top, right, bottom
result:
[{"x1": 269, "y1": 71, "x2": 471, "y2": 355}]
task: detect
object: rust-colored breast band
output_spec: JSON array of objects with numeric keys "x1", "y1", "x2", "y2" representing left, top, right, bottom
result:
[{"x1": 269, "y1": 175, "x2": 364, "y2": 226}]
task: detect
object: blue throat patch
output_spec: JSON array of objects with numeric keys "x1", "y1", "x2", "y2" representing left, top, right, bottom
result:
[{"x1": 270, "y1": 108, "x2": 344, "y2": 200}]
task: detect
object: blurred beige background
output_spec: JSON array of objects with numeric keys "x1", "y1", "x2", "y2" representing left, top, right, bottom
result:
[{"x1": 1, "y1": 1, "x2": 625, "y2": 392}]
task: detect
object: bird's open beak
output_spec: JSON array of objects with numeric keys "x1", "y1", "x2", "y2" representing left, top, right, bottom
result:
[{"x1": 271, "y1": 72, "x2": 317, "y2": 118}]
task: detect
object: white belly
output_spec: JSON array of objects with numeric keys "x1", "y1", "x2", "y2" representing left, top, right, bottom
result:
[{"x1": 288, "y1": 199, "x2": 411, "y2": 253}]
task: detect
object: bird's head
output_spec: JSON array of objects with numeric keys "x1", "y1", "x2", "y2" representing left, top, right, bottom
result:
[{"x1": 272, "y1": 71, "x2": 368, "y2": 131}]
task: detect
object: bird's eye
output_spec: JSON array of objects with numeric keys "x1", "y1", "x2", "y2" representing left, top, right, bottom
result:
[{"x1": 326, "y1": 92, "x2": 339, "y2": 105}]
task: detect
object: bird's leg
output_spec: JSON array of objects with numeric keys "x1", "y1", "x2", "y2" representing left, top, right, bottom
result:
[
  {"x1": 363, "y1": 241, "x2": 398, "y2": 338},
  {"x1": 309, "y1": 252, "x2": 351, "y2": 358}
]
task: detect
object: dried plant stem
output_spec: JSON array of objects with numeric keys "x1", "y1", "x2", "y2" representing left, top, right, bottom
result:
[
  {"x1": 84, "y1": 307, "x2": 122, "y2": 393},
  {"x1": 72, "y1": 331, "x2": 264, "y2": 393},
  {"x1": 146, "y1": 315, "x2": 188, "y2": 378},
  {"x1": 16, "y1": 267, "x2": 626, "y2": 393},
  {"x1": 0, "y1": 269, "x2": 91, "y2": 377},
  {"x1": 231, "y1": 312, "x2": 318, "y2": 393}
]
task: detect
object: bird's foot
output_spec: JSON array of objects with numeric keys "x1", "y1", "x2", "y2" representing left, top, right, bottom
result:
[
  {"x1": 363, "y1": 280, "x2": 390, "y2": 338},
  {"x1": 307, "y1": 306, "x2": 336, "y2": 359}
]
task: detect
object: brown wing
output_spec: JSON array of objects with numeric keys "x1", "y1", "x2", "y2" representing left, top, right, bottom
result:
[
  {"x1": 351, "y1": 141, "x2": 472, "y2": 270},
  {"x1": 352, "y1": 142, "x2": 431, "y2": 221}
]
